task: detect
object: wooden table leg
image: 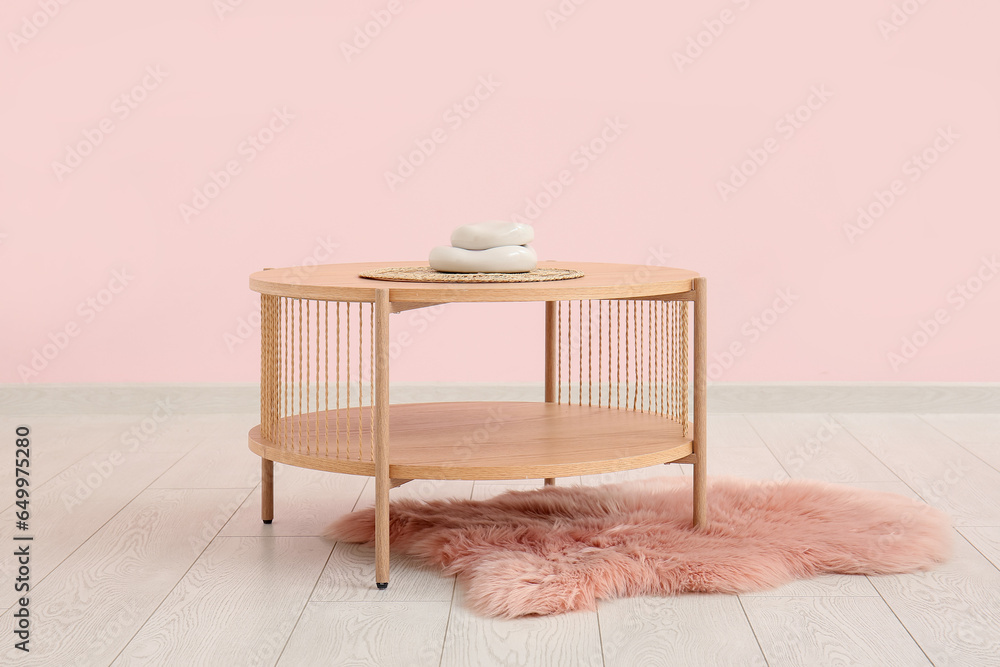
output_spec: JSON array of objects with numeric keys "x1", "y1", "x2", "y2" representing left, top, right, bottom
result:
[
  {"x1": 261, "y1": 458, "x2": 274, "y2": 524},
  {"x1": 374, "y1": 289, "x2": 391, "y2": 589},
  {"x1": 692, "y1": 278, "x2": 708, "y2": 528},
  {"x1": 260, "y1": 292, "x2": 279, "y2": 526},
  {"x1": 544, "y1": 301, "x2": 558, "y2": 489}
]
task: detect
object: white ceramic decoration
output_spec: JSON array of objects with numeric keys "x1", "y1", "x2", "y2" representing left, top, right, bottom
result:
[
  {"x1": 450, "y1": 220, "x2": 534, "y2": 251},
  {"x1": 429, "y1": 245, "x2": 537, "y2": 273}
]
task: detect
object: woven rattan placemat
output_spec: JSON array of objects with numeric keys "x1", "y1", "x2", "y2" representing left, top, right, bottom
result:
[{"x1": 359, "y1": 267, "x2": 584, "y2": 283}]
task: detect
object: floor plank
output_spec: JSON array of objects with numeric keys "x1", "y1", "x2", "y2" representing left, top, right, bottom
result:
[
  {"x1": 708, "y1": 445, "x2": 789, "y2": 480},
  {"x1": 441, "y1": 588, "x2": 603, "y2": 667},
  {"x1": 707, "y1": 414, "x2": 768, "y2": 448},
  {"x1": 599, "y1": 594, "x2": 766, "y2": 667},
  {"x1": 834, "y1": 414, "x2": 1000, "y2": 526},
  {"x1": 0, "y1": 411, "x2": 216, "y2": 509},
  {"x1": 578, "y1": 462, "x2": 685, "y2": 486},
  {"x1": 73, "y1": 412, "x2": 245, "y2": 455},
  {"x1": 0, "y1": 445, "x2": 191, "y2": 600},
  {"x1": 358, "y1": 477, "x2": 476, "y2": 505},
  {"x1": 958, "y1": 527, "x2": 1000, "y2": 570},
  {"x1": 312, "y1": 478, "x2": 473, "y2": 600},
  {"x1": 277, "y1": 601, "x2": 451, "y2": 666},
  {"x1": 218, "y1": 466, "x2": 368, "y2": 537},
  {"x1": 471, "y1": 483, "x2": 539, "y2": 499},
  {"x1": 743, "y1": 596, "x2": 932, "y2": 667},
  {"x1": 920, "y1": 413, "x2": 1000, "y2": 474},
  {"x1": 150, "y1": 415, "x2": 260, "y2": 488},
  {"x1": 112, "y1": 536, "x2": 332, "y2": 666},
  {"x1": 738, "y1": 574, "x2": 878, "y2": 598},
  {"x1": 0, "y1": 415, "x2": 96, "y2": 492},
  {"x1": 0, "y1": 489, "x2": 249, "y2": 666},
  {"x1": 704, "y1": 414, "x2": 790, "y2": 479},
  {"x1": 918, "y1": 414, "x2": 1000, "y2": 446},
  {"x1": 313, "y1": 543, "x2": 455, "y2": 603},
  {"x1": 746, "y1": 413, "x2": 898, "y2": 482},
  {"x1": 869, "y1": 531, "x2": 1000, "y2": 666}
]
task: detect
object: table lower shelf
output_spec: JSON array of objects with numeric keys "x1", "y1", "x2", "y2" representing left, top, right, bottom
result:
[{"x1": 248, "y1": 401, "x2": 692, "y2": 480}]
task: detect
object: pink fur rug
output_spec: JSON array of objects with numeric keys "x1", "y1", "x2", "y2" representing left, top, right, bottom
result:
[{"x1": 327, "y1": 477, "x2": 951, "y2": 617}]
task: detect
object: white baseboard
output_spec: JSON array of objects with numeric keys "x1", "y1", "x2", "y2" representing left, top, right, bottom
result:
[
  {"x1": 1, "y1": 382, "x2": 998, "y2": 415},
  {"x1": 708, "y1": 382, "x2": 1000, "y2": 413}
]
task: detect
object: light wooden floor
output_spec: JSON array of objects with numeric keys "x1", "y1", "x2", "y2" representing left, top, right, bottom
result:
[{"x1": 2, "y1": 410, "x2": 999, "y2": 666}]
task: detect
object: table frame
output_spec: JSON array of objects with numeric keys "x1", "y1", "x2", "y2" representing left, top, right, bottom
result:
[{"x1": 249, "y1": 263, "x2": 707, "y2": 588}]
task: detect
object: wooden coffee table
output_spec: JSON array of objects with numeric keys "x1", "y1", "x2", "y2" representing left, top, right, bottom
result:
[{"x1": 249, "y1": 261, "x2": 707, "y2": 588}]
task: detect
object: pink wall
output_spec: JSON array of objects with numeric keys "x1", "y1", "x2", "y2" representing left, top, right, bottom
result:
[{"x1": 3, "y1": 1, "x2": 998, "y2": 384}]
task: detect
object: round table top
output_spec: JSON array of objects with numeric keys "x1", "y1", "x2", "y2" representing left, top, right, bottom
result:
[{"x1": 249, "y1": 261, "x2": 699, "y2": 303}]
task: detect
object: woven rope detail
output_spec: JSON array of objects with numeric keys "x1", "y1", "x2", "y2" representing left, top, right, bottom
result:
[
  {"x1": 681, "y1": 300, "x2": 690, "y2": 436},
  {"x1": 557, "y1": 300, "x2": 562, "y2": 405},
  {"x1": 262, "y1": 294, "x2": 692, "y2": 463}
]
